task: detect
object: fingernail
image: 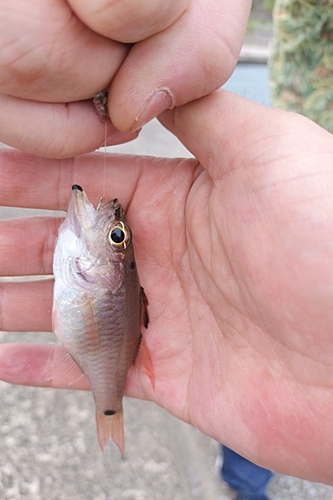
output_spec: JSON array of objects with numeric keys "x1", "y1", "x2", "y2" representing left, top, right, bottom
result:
[{"x1": 132, "y1": 88, "x2": 174, "y2": 131}]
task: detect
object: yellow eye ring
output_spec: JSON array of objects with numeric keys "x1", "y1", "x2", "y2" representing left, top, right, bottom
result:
[{"x1": 108, "y1": 221, "x2": 131, "y2": 250}]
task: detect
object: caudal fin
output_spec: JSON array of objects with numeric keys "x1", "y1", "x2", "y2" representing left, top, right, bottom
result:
[{"x1": 96, "y1": 409, "x2": 125, "y2": 456}]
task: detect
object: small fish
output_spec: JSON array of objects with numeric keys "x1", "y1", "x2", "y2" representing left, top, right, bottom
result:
[{"x1": 53, "y1": 185, "x2": 154, "y2": 455}]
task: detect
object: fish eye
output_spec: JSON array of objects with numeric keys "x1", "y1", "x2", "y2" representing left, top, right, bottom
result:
[
  {"x1": 111, "y1": 227, "x2": 125, "y2": 243},
  {"x1": 108, "y1": 221, "x2": 131, "y2": 250}
]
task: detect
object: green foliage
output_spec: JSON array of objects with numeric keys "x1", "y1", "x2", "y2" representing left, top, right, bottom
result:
[{"x1": 264, "y1": 0, "x2": 275, "y2": 11}]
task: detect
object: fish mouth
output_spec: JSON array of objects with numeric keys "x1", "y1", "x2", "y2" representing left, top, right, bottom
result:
[
  {"x1": 71, "y1": 185, "x2": 121, "y2": 214},
  {"x1": 68, "y1": 186, "x2": 126, "y2": 237},
  {"x1": 67, "y1": 184, "x2": 95, "y2": 236}
]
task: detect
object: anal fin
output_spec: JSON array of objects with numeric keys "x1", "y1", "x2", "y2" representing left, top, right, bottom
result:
[{"x1": 135, "y1": 337, "x2": 155, "y2": 388}]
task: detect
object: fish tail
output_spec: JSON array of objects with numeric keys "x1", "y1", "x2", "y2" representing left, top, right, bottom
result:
[{"x1": 96, "y1": 409, "x2": 125, "y2": 456}]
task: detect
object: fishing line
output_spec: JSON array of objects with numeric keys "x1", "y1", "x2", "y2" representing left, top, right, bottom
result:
[{"x1": 102, "y1": 120, "x2": 107, "y2": 199}]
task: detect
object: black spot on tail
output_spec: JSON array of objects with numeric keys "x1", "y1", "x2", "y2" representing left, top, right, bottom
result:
[
  {"x1": 72, "y1": 184, "x2": 83, "y2": 192},
  {"x1": 104, "y1": 409, "x2": 116, "y2": 416}
]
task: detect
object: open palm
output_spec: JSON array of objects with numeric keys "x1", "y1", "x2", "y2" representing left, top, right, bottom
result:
[{"x1": 1, "y1": 90, "x2": 333, "y2": 483}]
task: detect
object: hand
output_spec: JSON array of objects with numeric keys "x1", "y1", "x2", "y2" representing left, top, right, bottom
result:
[
  {"x1": 1, "y1": 90, "x2": 333, "y2": 483},
  {"x1": 0, "y1": 0, "x2": 251, "y2": 158}
]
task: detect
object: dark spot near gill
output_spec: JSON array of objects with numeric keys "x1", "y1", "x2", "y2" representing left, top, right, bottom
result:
[
  {"x1": 104, "y1": 409, "x2": 116, "y2": 416},
  {"x1": 72, "y1": 184, "x2": 83, "y2": 192},
  {"x1": 129, "y1": 261, "x2": 136, "y2": 270}
]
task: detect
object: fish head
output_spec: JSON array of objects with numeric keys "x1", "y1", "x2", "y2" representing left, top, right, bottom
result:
[{"x1": 54, "y1": 185, "x2": 135, "y2": 292}]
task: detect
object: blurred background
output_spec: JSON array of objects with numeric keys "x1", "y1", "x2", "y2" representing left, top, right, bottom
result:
[{"x1": 1, "y1": 1, "x2": 333, "y2": 499}]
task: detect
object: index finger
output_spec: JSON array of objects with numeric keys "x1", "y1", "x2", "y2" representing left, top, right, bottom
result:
[
  {"x1": 0, "y1": 148, "x2": 194, "y2": 210},
  {"x1": 0, "y1": 149, "x2": 146, "y2": 210},
  {"x1": 0, "y1": 0, "x2": 127, "y2": 102}
]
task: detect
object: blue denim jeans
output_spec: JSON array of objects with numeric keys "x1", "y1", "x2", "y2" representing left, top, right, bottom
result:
[{"x1": 220, "y1": 445, "x2": 273, "y2": 500}]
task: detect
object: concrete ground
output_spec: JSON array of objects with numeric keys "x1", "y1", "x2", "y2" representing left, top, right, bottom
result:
[{"x1": 1, "y1": 7, "x2": 333, "y2": 499}]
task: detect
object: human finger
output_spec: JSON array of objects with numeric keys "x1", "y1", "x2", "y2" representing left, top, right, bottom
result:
[
  {"x1": 67, "y1": 0, "x2": 189, "y2": 43},
  {"x1": 0, "y1": 280, "x2": 53, "y2": 332},
  {"x1": 0, "y1": 217, "x2": 60, "y2": 277},
  {"x1": 0, "y1": 342, "x2": 149, "y2": 398},
  {"x1": 0, "y1": 343, "x2": 90, "y2": 390},
  {"x1": 0, "y1": 149, "x2": 190, "y2": 210},
  {"x1": 159, "y1": 89, "x2": 333, "y2": 181},
  {"x1": 0, "y1": 0, "x2": 127, "y2": 102},
  {"x1": 107, "y1": 0, "x2": 251, "y2": 131},
  {"x1": 0, "y1": 150, "x2": 142, "y2": 210},
  {"x1": 0, "y1": 97, "x2": 139, "y2": 159}
]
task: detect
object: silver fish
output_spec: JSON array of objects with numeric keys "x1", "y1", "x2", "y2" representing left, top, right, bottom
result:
[{"x1": 53, "y1": 185, "x2": 153, "y2": 454}]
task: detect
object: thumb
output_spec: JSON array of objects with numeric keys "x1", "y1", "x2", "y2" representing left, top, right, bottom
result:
[
  {"x1": 159, "y1": 90, "x2": 273, "y2": 180},
  {"x1": 108, "y1": 0, "x2": 250, "y2": 132},
  {"x1": 159, "y1": 89, "x2": 328, "y2": 182},
  {"x1": 67, "y1": 0, "x2": 189, "y2": 43}
]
